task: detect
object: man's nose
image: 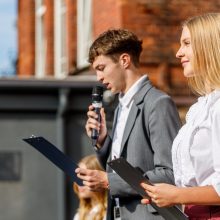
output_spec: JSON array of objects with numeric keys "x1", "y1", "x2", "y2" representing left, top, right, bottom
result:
[{"x1": 96, "y1": 73, "x2": 103, "y2": 82}]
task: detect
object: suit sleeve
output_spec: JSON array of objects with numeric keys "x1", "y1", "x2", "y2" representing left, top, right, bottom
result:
[
  {"x1": 145, "y1": 95, "x2": 181, "y2": 183},
  {"x1": 95, "y1": 134, "x2": 112, "y2": 169}
]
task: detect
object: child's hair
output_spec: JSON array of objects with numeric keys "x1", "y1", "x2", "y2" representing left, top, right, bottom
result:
[{"x1": 73, "y1": 155, "x2": 107, "y2": 220}]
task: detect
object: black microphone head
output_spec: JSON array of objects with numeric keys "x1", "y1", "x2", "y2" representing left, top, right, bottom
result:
[{"x1": 92, "y1": 86, "x2": 103, "y2": 102}]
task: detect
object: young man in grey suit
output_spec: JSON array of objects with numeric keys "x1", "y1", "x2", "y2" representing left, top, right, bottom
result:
[{"x1": 75, "y1": 29, "x2": 181, "y2": 220}]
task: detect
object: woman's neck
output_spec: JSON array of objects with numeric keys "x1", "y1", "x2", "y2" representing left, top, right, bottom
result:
[{"x1": 204, "y1": 81, "x2": 213, "y2": 95}]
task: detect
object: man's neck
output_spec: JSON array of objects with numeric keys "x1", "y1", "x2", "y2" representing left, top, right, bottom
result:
[{"x1": 123, "y1": 70, "x2": 144, "y2": 94}]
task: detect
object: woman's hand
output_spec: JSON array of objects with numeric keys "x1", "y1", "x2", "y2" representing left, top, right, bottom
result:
[{"x1": 141, "y1": 182, "x2": 180, "y2": 207}]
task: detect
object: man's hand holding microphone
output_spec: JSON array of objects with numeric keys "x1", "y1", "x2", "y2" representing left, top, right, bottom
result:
[
  {"x1": 75, "y1": 86, "x2": 109, "y2": 191},
  {"x1": 86, "y1": 86, "x2": 107, "y2": 148}
]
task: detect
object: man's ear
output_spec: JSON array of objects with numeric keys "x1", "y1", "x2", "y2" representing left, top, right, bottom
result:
[{"x1": 119, "y1": 53, "x2": 131, "y2": 69}]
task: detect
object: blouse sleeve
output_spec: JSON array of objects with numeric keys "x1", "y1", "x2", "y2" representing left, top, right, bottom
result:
[{"x1": 211, "y1": 103, "x2": 220, "y2": 196}]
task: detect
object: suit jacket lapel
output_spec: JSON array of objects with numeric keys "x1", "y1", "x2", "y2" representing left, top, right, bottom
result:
[{"x1": 119, "y1": 77, "x2": 153, "y2": 155}]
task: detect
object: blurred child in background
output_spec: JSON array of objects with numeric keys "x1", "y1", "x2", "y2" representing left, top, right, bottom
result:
[{"x1": 73, "y1": 155, "x2": 107, "y2": 220}]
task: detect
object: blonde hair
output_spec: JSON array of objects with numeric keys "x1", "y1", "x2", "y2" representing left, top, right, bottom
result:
[
  {"x1": 73, "y1": 155, "x2": 107, "y2": 220},
  {"x1": 183, "y1": 13, "x2": 220, "y2": 95}
]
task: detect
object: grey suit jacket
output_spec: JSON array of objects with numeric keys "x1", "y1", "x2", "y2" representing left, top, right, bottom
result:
[{"x1": 96, "y1": 77, "x2": 181, "y2": 220}]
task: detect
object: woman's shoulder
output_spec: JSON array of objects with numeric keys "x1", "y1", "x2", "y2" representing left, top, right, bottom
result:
[
  {"x1": 185, "y1": 100, "x2": 200, "y2": 122},
  {"x1": 209, "y1": 90, "x2": 220, "y2": 114}
]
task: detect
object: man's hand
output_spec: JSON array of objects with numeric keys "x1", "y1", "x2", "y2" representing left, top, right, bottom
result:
[
  {"x1": 85, "y1": 105, "x2": 107, "y2": 147},
  {"x1": 75, "y1": 167, "x2": 109, "y2": 191}
]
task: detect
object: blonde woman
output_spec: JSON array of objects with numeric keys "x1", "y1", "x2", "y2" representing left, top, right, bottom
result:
[
  {"x1": 141, "y1": 13, "x2": 220, "y2": 220},
  {"x1": 73, "y1": 155, "x2": 107, "y2": 220}
]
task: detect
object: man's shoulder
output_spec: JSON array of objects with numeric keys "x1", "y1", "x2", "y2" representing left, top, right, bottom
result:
[
  {"x1": 142, "y1": 85, "x2": 171, "y2": 101},
  {"x1": 139, "y1": 85, "x2": 177, "y2": 114},
  {"x1": 133, "y1": 78, "x2": 172, "y2": 105}
]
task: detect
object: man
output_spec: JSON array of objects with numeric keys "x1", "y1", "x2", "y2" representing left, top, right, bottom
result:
[{"x1": 75, "y1": 29, "x2": 181, "y2": 220}]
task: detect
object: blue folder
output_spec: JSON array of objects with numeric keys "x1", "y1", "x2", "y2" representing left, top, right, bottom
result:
[{"x1": 23, "y1": 136, "x2": 82, "y2": 186}]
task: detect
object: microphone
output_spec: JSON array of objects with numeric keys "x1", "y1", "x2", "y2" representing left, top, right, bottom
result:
[{"x1": 91, "y1": 86, "x2": 103, "y2": 146}]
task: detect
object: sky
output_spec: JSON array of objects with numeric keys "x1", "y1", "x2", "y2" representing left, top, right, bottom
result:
[{"x1": 0, "y1": 0, "x2": 17, "y2": 77}]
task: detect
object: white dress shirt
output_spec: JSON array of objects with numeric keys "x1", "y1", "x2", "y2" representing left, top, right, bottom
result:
[
  {"x1": 111, "y1": 75, "x2": 147, "y2": 159},
  {"x1": 172, "y1": 90, "x2": 220, "y2": 196}
]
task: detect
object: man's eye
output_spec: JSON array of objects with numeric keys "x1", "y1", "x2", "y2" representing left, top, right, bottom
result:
[{"x1": 98, "y1": 67, "x2": 104, "y2": 71}]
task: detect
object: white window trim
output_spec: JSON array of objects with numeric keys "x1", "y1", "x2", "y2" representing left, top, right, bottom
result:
[
  {"x1": 77, "y1": 0, "x2": 92, "y2": 69},
  {"x1": 35, "y1": 0, "x2": 46, "y2": 78},
  {"x1": 54, "y1": 0, "x2": 68, "y2": 78}
]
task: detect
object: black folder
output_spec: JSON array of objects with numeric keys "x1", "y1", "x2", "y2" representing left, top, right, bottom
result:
[
  {"x1": 108, "y1": 157, "x2": 189, "y2": 220},
  {"x1": 23, "y1": 136, "x2": 82, "y2": 186}
]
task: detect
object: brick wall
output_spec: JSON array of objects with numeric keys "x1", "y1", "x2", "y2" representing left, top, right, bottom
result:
[
  {"x1": 116, "y1": 0, "x2": 220, "y2": 92},
  {"x1": 17, "y1": 0, "x2": 220, "y2": 93},
  {"x1": 17, "y1": 0, "x2": 54, "y2": 76},
  {"x1": 17, "y1": 0, "x2": 35, "y2": 76},
  {"x1": 93, "y1": 0, "x2": 122, "y2": 38},
  {"x1": 44, "y1": 0, "x2": 54, "y2": 76},
  {"x1": 91, "y1": 0, "x2": 220, "y2": 119}
]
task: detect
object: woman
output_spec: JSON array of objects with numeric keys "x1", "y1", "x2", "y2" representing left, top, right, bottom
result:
[
  {"x1": 141, "y1": 13, "x2": 220, "y2": 219},
  {"x1": 73, "y1": 155, "x2": 107, "y2": 220}
]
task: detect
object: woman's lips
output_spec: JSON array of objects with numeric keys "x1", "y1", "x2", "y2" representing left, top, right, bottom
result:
[{"x1": 181, "y1": 60, "x2": 189, "y2": 67}]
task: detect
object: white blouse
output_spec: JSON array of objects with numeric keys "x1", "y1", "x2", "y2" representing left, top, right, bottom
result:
[{"x1": 172, "y1": 90, "x2": 220, "y2": 196}]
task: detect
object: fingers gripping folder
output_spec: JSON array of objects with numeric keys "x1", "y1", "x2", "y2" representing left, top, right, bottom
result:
[
  {"x1": 108, "y1": 158, "x2": 189, "y2": 220},
  {"x1": 23, "y1": 136, "x2": 82, "y2": 186}
]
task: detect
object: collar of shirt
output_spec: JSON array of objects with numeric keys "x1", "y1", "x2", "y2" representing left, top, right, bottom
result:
[
  {"x1": 118, "y1": 75, "x2": 147, "y2": 109},
  {"x1": 111, "y1": 75, "x2": 147, "y2": 160}
]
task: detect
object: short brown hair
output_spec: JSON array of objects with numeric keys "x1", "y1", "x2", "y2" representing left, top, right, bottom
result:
[{"x1": 88, "y1": 29, "x2": 143, "y2": 67}]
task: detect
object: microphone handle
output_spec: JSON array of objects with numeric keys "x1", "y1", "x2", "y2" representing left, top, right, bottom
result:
[{"x1": 91, "y1": 107, "x2": 101, "y2": 140}]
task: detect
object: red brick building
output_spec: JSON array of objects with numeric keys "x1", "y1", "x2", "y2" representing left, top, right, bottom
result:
[{"x1": 17, "y1": 0, "x2": 220, "y2": 117}]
